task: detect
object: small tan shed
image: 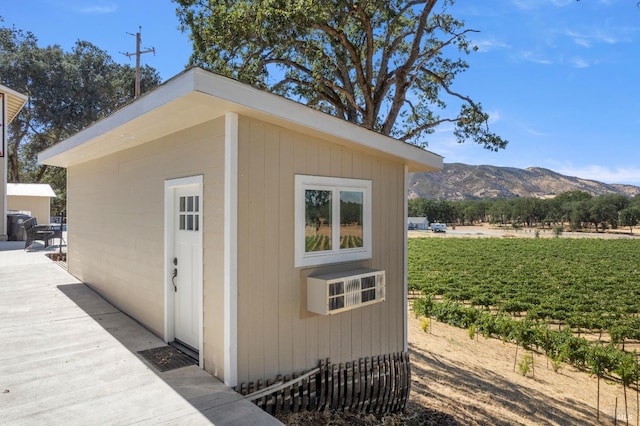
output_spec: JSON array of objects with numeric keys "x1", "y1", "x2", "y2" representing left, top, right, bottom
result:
[
  {"x1": 7, "y1": 183, "x2": 56, "y2": 225},
  {"x1": 39, "y1": 68, "x2": 443, "y2": 389}
]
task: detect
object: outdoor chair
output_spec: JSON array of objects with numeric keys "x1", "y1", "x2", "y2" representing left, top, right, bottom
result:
[{"x1": 23, "y1": 217, "x2": 55, "y2": 250}]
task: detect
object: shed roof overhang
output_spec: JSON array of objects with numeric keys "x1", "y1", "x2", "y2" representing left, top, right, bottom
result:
[
  {"x1": 7, "y1": 183, "x2": 57, "y2": 198},
  {"x1": 1, "y1": 84, "x2": 28, "y2": 124},
  {"x1": 38, "y1": 68, "x2": 443, "y2": 173}
]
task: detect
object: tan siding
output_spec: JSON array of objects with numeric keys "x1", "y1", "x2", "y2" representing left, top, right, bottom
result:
[
  {"x1": 236, "y1": 116, "x2": 407, "y2": 383},
  {"x1": 263, "y1": 125, "x2": 281, "y2": 378},
  {"x1": 7, "y1": 196, "x2": 51, "y2": 225},
  {"x1": 1, "y1": 161, "x2": 5, "y2": 236},
  {"x1": 248, "y1": 120, "x2": 266, "y2": 382},
  {"x1": 278, "y1": 131, "x2": 298, "y2": 376},
  {"x1": 66, "y1": 117, "x2": 226, "y2": 377},
  {"x1": 236, "y1": 119, "x2": 250, "y2": 383}
]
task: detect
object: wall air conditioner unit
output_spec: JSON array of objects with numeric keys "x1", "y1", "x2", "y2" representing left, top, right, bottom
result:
[{"x1": 307, "y1": 268, "x2": 385, "y2": 315}]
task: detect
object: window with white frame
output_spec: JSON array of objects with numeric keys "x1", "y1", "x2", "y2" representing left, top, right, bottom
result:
[{"x1": 295, "y1": 175, "x2": 372, "y2": 267}]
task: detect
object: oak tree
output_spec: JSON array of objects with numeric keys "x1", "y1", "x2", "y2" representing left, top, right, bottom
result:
[
  {"x1": 174, "y1": 0, "x2": 507, "y2": 150},
  {"x1": 0, "y1": 21, "x2": 161, "y2": 213}
]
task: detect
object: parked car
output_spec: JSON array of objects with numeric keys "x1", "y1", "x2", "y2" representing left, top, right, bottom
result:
[{"x1": 430, "y1": 223, "x2": 447, "y2": 233}]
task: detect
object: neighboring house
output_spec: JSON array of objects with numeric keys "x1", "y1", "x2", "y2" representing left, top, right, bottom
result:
[
  {"x1": 7, "y1": 183, "x2": 57, "y2": 225},
  {"x1": 1, "y1": 84, "x2": 28, "y2": 240},
  {"x1": 407, "y1": 217, "x2": 429, "y2": 231},
  {"x1": 38, "y1": 68, "x2": 443, "y2": 388}
]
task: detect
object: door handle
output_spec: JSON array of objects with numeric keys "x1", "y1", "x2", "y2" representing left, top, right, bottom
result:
[{"x1": 172, "y1": 257, "x2": 178, "y2": 292}]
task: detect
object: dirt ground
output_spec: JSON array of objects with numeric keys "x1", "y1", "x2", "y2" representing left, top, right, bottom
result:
[
  {"x1": 407, "y1": 313, "x2": 635, "y2": 426},
  {"x1": 408, "y1": 223, "x2": 638, "y2": 240}
]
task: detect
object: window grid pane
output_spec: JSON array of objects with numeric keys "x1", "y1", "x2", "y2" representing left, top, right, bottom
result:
[
  {"x1": 295, "y1": 175, "x2": 372, "y2": 268},
  {"x1": 339, "y1": 190, "x2": 364, "y2": 249},
  {"x1": 304, "y1": 189, "x2": 332, "y2": 253}
]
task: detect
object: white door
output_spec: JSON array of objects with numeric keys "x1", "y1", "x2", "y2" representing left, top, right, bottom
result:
[{"x1": 172, "y1": 185, "x2": 202, "y2": 350}]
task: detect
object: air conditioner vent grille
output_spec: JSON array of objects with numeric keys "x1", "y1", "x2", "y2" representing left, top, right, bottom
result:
[{"x1": 307, "y1": 268, "x2": 386, "y2": 315}]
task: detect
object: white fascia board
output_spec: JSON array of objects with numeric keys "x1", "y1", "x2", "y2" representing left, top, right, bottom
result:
[
  {"x1": 38, "y1": 71, "x2": 199, "y2": 166},
  {"x1": 0, "y1": 84, "x2": 28, "y2": 123},
  {"x1": 39, "y1": 67, "x2": 443, "y2": 173}
]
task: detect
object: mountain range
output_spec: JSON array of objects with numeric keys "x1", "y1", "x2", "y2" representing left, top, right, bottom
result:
[{"x1": 409, "y1": 163, "x2": 640, "y2": 201}]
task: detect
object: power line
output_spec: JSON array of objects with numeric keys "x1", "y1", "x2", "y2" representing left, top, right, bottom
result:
[{"x1": 121, "y1": 26, "x2": 155, "y2": 99}]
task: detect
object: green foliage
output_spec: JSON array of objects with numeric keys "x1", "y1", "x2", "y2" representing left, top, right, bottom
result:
[
  {"x1": 305, "y1": 235, "x2": 331, "y2": 252},
  {"x1": 620, "y1": 205, "x2": 640, "y2": 233},
  {"x1": 518, "y1": 353, "x2": 533, "y2": 377},
  {"x1": 553, "y1": 225, "x2": 563, "y2": 237},
  {"x1": 588, "y1": 344, "x2": 618, "y2": 378},
  {"x1": 420, "y1": 318, "x2": 430, "y2": 333},
  {"x1": 0, "y1": 20, "x2": 161, "y2": 214},
  {"x1": 409, "y1": 238, "x2": 640, "y2": 326},
  {"x1": 174, "y1": 0, "x2": 507, "y2": 150},
  {"x1": 615, "y1": 351, "x2": 640, "y2": 387},
  {"x1": 409, "y1": 238, "x2": 640, "y2": 384},
  {"x1": 409, "y1": 191, "x2": 636, "y2": 232},
  {"x1": 467, "y1": 324, "x2": 476, "y2": 340}
]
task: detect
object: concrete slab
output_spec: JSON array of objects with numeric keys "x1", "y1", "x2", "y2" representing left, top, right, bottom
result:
[{"x1": 0, "y1": 243, "x2": 282, "y2": 425}]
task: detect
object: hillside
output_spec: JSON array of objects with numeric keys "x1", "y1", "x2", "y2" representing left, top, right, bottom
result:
[{"x1": 409, "y1": 163, "x2": 640, "y2": 200}]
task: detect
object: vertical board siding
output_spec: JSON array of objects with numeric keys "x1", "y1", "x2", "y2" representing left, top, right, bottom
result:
[
  {"x1": 247, "y1": 120, "x2": 266, "y2": 382},
  {"x1": 279, "y1": 132, "x2": 298, "y2": 376},
  {"x1": 237, "y1": 116, "x2": 407, "y2": 383},
  {"x1": 67, "y1": 118, "x2": 227, "y2": 377},
  {"x1": 263, "y1": 122, "x2": 281, "y2": 380},
  {"x1": 236, "y1": 118, "x2": 251, "y2": 384},
  {"x1": 7, "y1": 196, "x2": 51, "y2": 225}
]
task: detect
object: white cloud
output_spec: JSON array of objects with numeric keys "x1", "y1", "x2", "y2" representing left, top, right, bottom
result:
[
  {"x1": 473, "y1": 38, "x2": 510, "y2": 53},
  {"x1": 569, "y1": 56, "x2": 591, "y2": 68},
  {"x1": 511, "y1": 0, "x2": 573, "y2": 10},
  {"x1": 519, "y1": 50, "x2": 553, "y2": 65},
  {"x1": 78, "y1": 2, "x2": 117, "y2": 14},
  {"x1": 549, "y1": 0, "x2": 575, "y2": 6},
  {"x1": 487, "y1": 110, "x2": 502, "y2": 125},
  {"x1": 555, "y1": 164, "x2": 640, "y2": 185},
  {"x1": 565, "y1": 27, "x2": 632, "y2": 47},
  {"x1": 49, "y1": 1, "x2": 118, "y2": 14},
  {"x1": 524, "y1": 127, "x2": 547, "y2": 137},
  {"x1": 566, "y1": 30, "x2": 592, "y2": 48}
]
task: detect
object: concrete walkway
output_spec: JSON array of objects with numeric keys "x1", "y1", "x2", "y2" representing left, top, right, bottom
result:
[{"x1": 0, "y1": 242, "x2": 282, "y2": 425}]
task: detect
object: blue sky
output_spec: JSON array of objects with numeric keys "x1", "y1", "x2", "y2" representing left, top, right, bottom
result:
[{"x1": 1, "y1": 0, "x2": 639, "y2": 185}]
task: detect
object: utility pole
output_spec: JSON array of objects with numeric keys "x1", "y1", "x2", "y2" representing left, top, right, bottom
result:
[{"x1": 122, "y1": 27, "x2": 155, "y2": 99}]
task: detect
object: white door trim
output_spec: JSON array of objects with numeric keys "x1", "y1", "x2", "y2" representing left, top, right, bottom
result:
[
  {"x1": 403, "y1": 165, "x2": 409, "y2": 353},
  {"x1": 164, "y1": 175, "x2": 204, "y2": 368},
  {"x1": 224, "y1": 112, "x2": 239, "y2": 387}
]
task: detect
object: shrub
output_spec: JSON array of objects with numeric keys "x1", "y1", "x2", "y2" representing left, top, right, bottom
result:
[
  {"x1": 468, "y1": 324, "x2": 476, "y2": 340},
  {"x1": 420, "y1": 318, "x2": 430, "y2": 333},
  {"x1": 553, "y1": 225, "x2": 563, "y2": 237},
  {"x1": 518, "y1": 353, "x2": 534, "y2": 377}
]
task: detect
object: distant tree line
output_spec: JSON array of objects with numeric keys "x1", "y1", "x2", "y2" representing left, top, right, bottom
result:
[{"x1": 409, "y1": 191, "x2": 640, "y2": 232}]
